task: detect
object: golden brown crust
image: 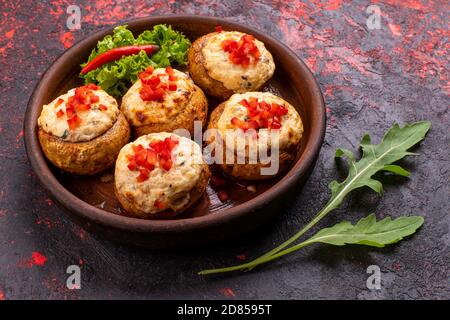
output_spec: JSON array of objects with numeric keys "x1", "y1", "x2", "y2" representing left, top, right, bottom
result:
[
  {"x1": 38, "y1": 112, "x2": 130, "y2": 175},
  {"x1": 188, "y1": 33, "x2": 235, "y2": 100},
  {"x1": 114, "y1": 164, "x2": 210, "y2": 219},
  {"x1": 133, "y1": 85, "x2": 208, "y2": 138},
  {"x1": 207, "y1": 103, "x2": 297, "y2": 180}
]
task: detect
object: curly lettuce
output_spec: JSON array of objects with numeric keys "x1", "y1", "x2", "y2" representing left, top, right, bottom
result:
[{"x1": 80, "y1": 25, "x2": 191, "y2": 97}]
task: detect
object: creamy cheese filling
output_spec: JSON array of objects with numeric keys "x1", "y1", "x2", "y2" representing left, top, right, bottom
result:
[
  {"x1": 115, "y1": 133, "x2": 204, "y2": 214},
  {"x1": 38, "y1": 88, "x2": 119, "y2": 142},
  {"x1": 202, "y1": 31, "x2": 275, "y2": 92},
  {"x1": 217, "y1": 92, "x2": 303, "y2": 156},
  {"x1": 120, "y1": 68, "x2": 195, "y2": 126}
]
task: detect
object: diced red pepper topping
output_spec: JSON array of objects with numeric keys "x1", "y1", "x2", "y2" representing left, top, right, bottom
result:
[
  {"x1": 85, "y1": 83, "x2": 99, "y2": 90},
  {"x1": 215, "y1": 25, "x2": 223, "y2": 32},
  {"x1": 67, "y1": 114, "x2": 82, "y2": 130},
  {"x1": 220, "y1": 34, "x2": 260, "y2": 67},
  {"x1": 126, "y1": 136, "x2": 179, "y2": 182},
  {"x1": 56, "y1": 109, "x2": 65, "y2": 118},
  {"x1": 99, "y1": 104, "x2": 107, "y2": 111},
  {"x1": 54, "y1": 98, "x2": 64, "y2": 109},
  {"x1": 154, "y1": 198, "x2": 167, "y2": 209},
  {"x1": 137, "y1": 168, "x2": 150, "y2": 182},
  {"x1": 165, "y1": 67, "x2": 175, "y2": 77},
  {"x1": 231, "y1": 98, "x2": 289, "y2": 132},
  {"x1": 139, "y1": 66, "x2": 178, "y2": 102},
  {"x1": 75, "y1": 103, "x2": 90, "y2": 112},
  {"x1": 55, "y1": 84, "x2": 101, "y2": 130}
]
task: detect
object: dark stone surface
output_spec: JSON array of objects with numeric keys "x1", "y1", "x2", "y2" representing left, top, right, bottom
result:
[{"x1": 0, "y1": 0, "x2": 448, "y2": 300}]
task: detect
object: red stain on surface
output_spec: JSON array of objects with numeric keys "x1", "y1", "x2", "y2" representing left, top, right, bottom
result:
[
  {"x1": 35, "y1": 216, "x2": 60, "y2": 229},
  {"x1": 15, "y1": 130, "x2": 23, "y2": 142},
  {"x1": 375, "y1": 0, "x2": 429, "y2": 12},
  {"x1": 388, "y1": 24, "x2": 402, "y2": 36},
  {"x1": 323, "y1": 0, "x2": 342, "y2": 10},
  {"x1": 324, "y1": 60, "x2": 342, "y2": 75},
  {"x1": 49, "y1": 6, "x2": 64, "y2": 17},
  {"x1": 77, "y1": 228, "x2": 87, "y2": 240},
  {"x1": 5, "y1": 30, "x2": 14, "y2": 39},
  {"x1": 305, "y1": 55, "x2": 318, "y2": 72},
  {"x1": 31, "y1": 252, "x2": 47, "y2": 266},
  {"x1": 20, "y1": 252, "x2": 47, "y2": 267},
  {"x1": 59, "y1": 32, "x2": 74, "y2": 49},
  {"x1": 219, "y1": 288, "x2": 236, "y2": 298}
]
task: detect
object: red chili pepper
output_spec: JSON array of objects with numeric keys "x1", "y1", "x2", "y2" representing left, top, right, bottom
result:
[{"x1": 81, "y1": 45, "x2": 160, "y2": 74}]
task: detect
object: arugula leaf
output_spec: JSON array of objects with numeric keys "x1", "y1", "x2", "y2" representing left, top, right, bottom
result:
[
  {"x1": 300, "y1": 214, "x2": 424, "y2": 248},
  {"x1": 198, "y1": 121, "x2": 431, "y2": 275},
  {"x1": 80, "y1": 25, "x2": 191, "y2": 97},
  {"x1": 329, "y1": 121, "x2": 431, "y2": 205},
  {"x1": 200, "y1": 214, "x2": 423, "y2": 275}
]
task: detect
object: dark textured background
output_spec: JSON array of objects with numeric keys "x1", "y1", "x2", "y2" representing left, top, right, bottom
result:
[{"x1": 0, "y1": 0, "x2": 448, "y2": 300}]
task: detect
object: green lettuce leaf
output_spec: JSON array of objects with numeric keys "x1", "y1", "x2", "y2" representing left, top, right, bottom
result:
[{"x1": 80, "y1": 24, "x2": 191, "y2": 97}]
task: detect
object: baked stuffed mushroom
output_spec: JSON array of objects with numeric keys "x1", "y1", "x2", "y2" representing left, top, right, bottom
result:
[
  {"x1": 120, "y1": 66, "x2": 208, "y2": 137},
  {"x1": 38, "y1": 84, "x2": 130, "y2": 175},
  {"x1": 188, "y1": 30, "x2": 275, "y2": 100},
  {"x1": 207, "y1": 92, "x2": 303, "y2": 180},
  {"x1": 114, "y1": 132, "x2": 210, "y2": 219}
]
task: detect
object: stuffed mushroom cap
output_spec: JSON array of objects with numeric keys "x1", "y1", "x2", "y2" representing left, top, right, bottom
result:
[
  {"x1": 38, "y1": 84, "x2": 119, "y2": 142},
  {"x1": 202, "y1": 31, "x2": 274, "y2": 92},
  {"x1": 207, "y1": 92, "x2": 303, "y2": 180},
  {"x1": 120, "y1": 67, "x2": 207, "y2": 137},
  {"x1": 217, "y1": 92, "x2": 303, "y2": 152},
  {"x1": 188, "y1": 31, "x2": 275, "y2": 99},
  {"x1": 114, "y1": 132, "x2": 210, "y2": 218},
  {"x1": 37, "y1": 84, "x2": 130, "y2": 175}
]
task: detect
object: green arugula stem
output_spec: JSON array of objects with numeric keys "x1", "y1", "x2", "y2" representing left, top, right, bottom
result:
[
  {"x1": 200, "y1": 182, "x2": 348, "y2": 274},
  {"x1": 199, "y1": 203, "x2": 333, "y2": 275},
  {"x1": 245, "y1": 206, "x2": 331, "y2": 270},
  {"x1": 199, "y1": 237, "x2": 316, "y2": 275}
]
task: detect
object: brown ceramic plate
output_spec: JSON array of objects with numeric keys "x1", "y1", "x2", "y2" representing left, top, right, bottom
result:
[{"x1": 24, "y1": 16, "x2": 325, "y2": 249}]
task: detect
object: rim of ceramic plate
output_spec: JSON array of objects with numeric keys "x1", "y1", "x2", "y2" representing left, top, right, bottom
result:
[{"x1": 24, "y1": 15, "x2": 326, "y2": 233}]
